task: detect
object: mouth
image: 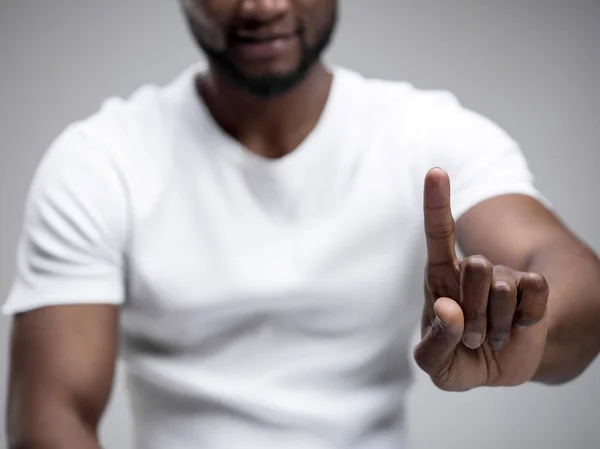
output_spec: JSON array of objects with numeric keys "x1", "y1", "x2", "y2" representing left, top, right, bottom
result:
[
  {"x1": 234, "y1": 28, "x2": 298, "y2": 42},
  {"x1": 231, "y1": 32, "x2": 299, "y2": 60}
]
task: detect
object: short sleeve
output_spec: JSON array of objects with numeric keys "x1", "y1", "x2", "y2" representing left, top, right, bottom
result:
[
  {"x1": 2, "y1": 124, "x2": 129, "y2": 315},
  {"x1": 424, "y1": 94, "x2": 551, "y2": 221}
]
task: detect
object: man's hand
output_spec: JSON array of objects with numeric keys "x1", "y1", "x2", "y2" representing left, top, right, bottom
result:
[{"x1": 414, "y1": 168, "x2": 550, "y2": 391}]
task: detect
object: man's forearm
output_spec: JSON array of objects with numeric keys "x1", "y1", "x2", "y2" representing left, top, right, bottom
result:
[{"x1": 526, "y1": 239, "x2": 600, "y2": 385}]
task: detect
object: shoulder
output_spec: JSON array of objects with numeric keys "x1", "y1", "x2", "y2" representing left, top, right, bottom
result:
[
  {"x1": 49, "y1": 64, "x2": 197, "y2": 159},
  {"x1": 26, "y1": 66, "x2": 201, "y2": 226},
  {"x1": 333, "y1": 65, "x2": 461, "y2": 120},
  {"x1": 335, "y1": 66, "x2": 519, "y2": 162},
  {"x1": 331, "y1": 67, "x2": 542, "y2": 211},
  {"x1": 34, "y1": 65, "x2": 199, "y2": 188},
  {"x1": 336, "y1": 65, "x2": 506, "y2": 137}
]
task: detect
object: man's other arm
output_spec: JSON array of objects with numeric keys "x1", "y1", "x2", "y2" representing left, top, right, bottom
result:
[{"x1": 6, "y1": 304, "x2": 119, "y2": 449}]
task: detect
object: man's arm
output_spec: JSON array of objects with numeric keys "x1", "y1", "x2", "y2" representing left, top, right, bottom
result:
[
  {"x1": 456, "y1": 194, "x2": 600, "y2": 385},
  {"x1": 6, "y1": 305, "x2": 119, "y2": 449}
]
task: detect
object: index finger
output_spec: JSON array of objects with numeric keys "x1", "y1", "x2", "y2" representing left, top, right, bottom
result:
[{"x1": 423, "y1": 167, "x2": 457, "y2": 267}]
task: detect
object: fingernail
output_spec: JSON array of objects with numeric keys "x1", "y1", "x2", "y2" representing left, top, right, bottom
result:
[
  {"x1": 489, "y1": 338, "x2": 506, "y2": 351},
  {"x1": 462, "y1": 332, "x2": 483, "y2": 349},
  {"x1": 489, "y1": 332, "x2": 508, "y2": 351}
]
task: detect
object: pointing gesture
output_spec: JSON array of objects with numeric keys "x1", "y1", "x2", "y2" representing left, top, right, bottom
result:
[{"x1": 414, "y1": 168, "x2": 550, "y2": 391}]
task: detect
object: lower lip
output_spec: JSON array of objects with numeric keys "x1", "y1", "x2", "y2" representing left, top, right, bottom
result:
[{"x1": 234, "y1": 36, "x2": 297, "y2": 60}]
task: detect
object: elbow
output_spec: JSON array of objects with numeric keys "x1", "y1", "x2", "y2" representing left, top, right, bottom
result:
[
  {"x1": 7, "y1": 426, "x2": 100, "y2": 449},
  {"x1": 8, "y1": 433, "x2": 98, "y2": 449},
  {"x1": 7, "y1": 433, "x2": 64, "y2": 449},
  {"x1": 6, "y1": 412, "x2": 100, "y2": 449}
]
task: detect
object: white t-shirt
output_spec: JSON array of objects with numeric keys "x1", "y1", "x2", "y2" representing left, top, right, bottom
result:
[{"x1": 3, "y1": 64, "x2": 546, "y2": 449}]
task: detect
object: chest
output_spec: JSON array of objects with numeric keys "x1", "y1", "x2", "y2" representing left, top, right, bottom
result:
[{"x1": 120, "y1": 137, "x2": 427, "y2": 351}]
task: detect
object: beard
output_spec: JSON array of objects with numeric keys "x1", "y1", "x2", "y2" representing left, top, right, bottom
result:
[{"x1": 188, "y1": 7, "x2": 338, "y2": 99}]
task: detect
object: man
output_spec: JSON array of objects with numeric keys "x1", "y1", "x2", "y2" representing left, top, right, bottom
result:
[{"x1": 4, "y1": 1, "x2": 600, "y2": 448}]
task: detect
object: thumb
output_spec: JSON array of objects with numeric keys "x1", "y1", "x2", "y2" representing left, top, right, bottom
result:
[{"x1": 414, "y1": 297, "x2": 464, "y2": 380}]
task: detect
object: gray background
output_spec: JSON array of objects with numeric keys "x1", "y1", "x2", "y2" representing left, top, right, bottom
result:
[{"x1": 1, "y1": 1, "x2": 599, "y2": 448}]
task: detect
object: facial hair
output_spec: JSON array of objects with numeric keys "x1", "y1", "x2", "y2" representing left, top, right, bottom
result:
[{"x1": 188, "y1": 6, "x2": 338, "y2": 98}]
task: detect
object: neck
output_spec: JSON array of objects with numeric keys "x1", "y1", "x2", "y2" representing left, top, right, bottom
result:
[{"x1": 198, "y1": 63, "x2": 333, "y2": 159}]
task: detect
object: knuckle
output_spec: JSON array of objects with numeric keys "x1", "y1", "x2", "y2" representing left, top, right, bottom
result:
[
  {"x1": 524, "y1": 273, "x2": 549, "y2": 294},
  {"x1": 464, "y1": 256, "x2": 493, "y2": 274},
  {"x1": 493, "y1": 264, "x2": 511, "y2": 274},
  {"x1": 492, "y1": 280, "x2": 516, "y2": 297}
]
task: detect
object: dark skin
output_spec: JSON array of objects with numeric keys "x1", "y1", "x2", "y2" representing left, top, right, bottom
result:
[
  {"x1": 7, "y1": 1, "x2": 600, "y2": 448},
  {"x1": 7, "y1": 306, "x2": 118, "y2": 449},
  {"x1": 415, "y1": 168, "x2": 600, "y2": 391},
  {"x1": 182, "y1": 0, "x2": 336, "y2": 158}
]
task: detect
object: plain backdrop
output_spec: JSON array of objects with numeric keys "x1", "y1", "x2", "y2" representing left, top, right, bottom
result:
[{"x1": 1, "y1": 1, "x2": 599, "y2": 448}]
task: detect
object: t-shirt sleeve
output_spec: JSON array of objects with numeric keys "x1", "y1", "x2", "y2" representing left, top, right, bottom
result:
[
  {"x1": 2, "y1": 125, "x2": 129, "y2": 315},
  {"x1": 424, "y1": 93, "x2": 551, "y2": 221}
]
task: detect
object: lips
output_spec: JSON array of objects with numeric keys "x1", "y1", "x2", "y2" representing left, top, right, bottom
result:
[
  {"x1": 231, "y1": 30, "x2": 299, "y2": 60},
  {"x1": 235, "y1": 31, "x2": 296, "y2": 43}
]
